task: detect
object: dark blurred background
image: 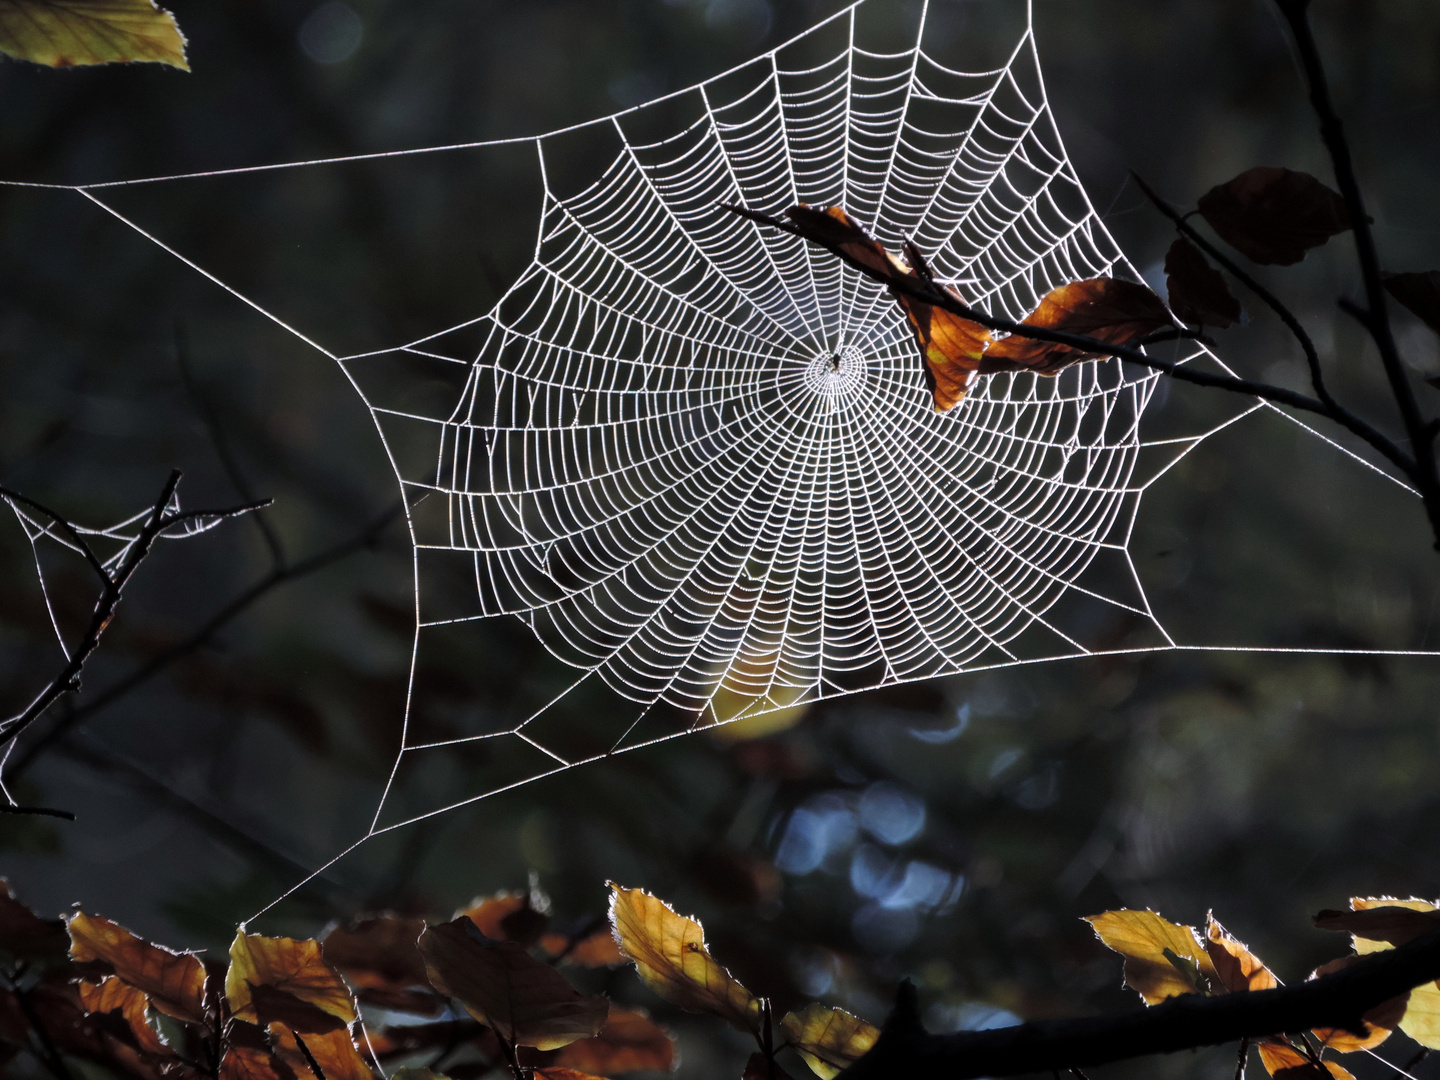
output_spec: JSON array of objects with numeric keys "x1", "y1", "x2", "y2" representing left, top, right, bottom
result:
[{"x1": 2, "y1": 1, "x2": 1440, "y2": 1077}]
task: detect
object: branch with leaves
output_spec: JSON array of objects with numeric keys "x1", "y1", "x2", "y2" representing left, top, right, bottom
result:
[{"x1": 720, "y1": 1, "x2": 1440, "y2": 551}]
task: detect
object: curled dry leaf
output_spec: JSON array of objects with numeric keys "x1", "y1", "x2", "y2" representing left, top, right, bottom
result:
[
  {"x1": 981, "y1": 279, "x2": 1174, "y2": 373},
  {"x1": 225, "y1": 932, "x2": 357, "y2": 1031},
  {"x1": 780, "y1": 1003, "x2": 879, "y2": 1080},
  {"x1": 322, "y1": 915, "x2": 441, "y2": 1015},
  {"x1": 78, "y1": 975, "x2": 169, "y2": 1057},
  {"x1": 1203, "y1": 913, "x2": 1279, "y2": 994},
  {"x1": 551, "y1": 1005, "x2": 676, "y2": 1075},
  {"x1": 1164, "y1": 237, "x2": 1241, "y2": 328},
  {"x1": 1197, "y1": 167, "x2": 1352, "y2": 266},
  {"x1": 1316, "y1": 899, "x2": 1440, "y2": 1049},
  {"x1": 0, "y1": 0, "x2": 188, "y2": 69},
  {"x1": 69, "y1": 910, "x2": 207, "y2": 1024},
  {"x1": 269, "y1": 1022, "x2": 375, "y2": 1080},
  {"x1": 418, "y1": 916, "x2": 607, "y2": 1050},
  {"x1": 1308, "y1": 955, "x2": 1402, "y2": 1052},
  {"x1": 1085, "y1": 909, "x2": 1219, "y2": 1004},
  {"x1": 1382, "y1": 271, "x2": 1440, "y2": 334},
  {"x1": 608, "y1": 883, "x2": 761, "y2": 1037}
]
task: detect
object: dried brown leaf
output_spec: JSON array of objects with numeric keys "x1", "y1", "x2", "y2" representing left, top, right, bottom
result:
[
  {"x1": 1197, "y1": 167, "x2": 1352, "y2": 265},
  {"x1": 608, "y1": 883, "x2": 761, "y2": 1036},
  {"x1": 1165, "y1": 237, "x2": 1241, "y2": 328},
  {"x1": 78, "y1": 976, "x2": 169, "y2": 1056},
  {"x1": 982, "y1": 279, "x2": 1173, "y2": 374},
  {"x1": 69, "y1": 910, "x2": 206, "y2": 1024},
  {"x1": 418, "y1": 916, "x2": 607, "y2": 1051},
  {"x1": 551, "y1": 1006, "x2": 676, "y2": 1075},
  {"x1": 269, "y1": 1022, "x2": 375, "y2": 1080},
  {"x1": 1203, "y1": 914, "x2": 1279, "y2": 994}
]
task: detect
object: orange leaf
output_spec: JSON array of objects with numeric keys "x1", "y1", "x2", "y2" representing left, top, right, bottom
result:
[
  {"x1": 1316, "y1": 899, "x2": 1440, "y2": 1049},
  {"x1": 551, "y1": 1006, "x2": 676, "y2": 1075},
  {"x1": 1309, "y1": 956, "x2": 1401, "y2": 1052},
  {"x1": 78, "y1": 976, "x2": 169, "y2": 1057},
  {"x1": 981, "y1": 279, "x2": 1173, "y2": 374},
  {"x1": 1203, "y1": 914, "x2": 1279, "y2": 994},
  {"x1": 225, "y1": 932, "x2": 356, "y2": 1030},
  {"x1": 783, "y1": 205, "x2": 912, "y2": 284},
  {"x1": 1257, "y1": 1038, "x2": 1354, "y2": 1080},
  {"x1": 220, "y1": 1021, "x2": 297, "y2": 1080},
  {"x1": 69, "y1": 910, "x2": 206, "y2": 1024},
  {"x1": 1084, "y1": 909, "x2": 1218, "y2": 1004},
  {"x1": 608, "y1": 883, "x2": 761, "y2": 1036},
  {"x1": 459, "y1": 891, "x2": 550, "y2": 946},
  {"x1": 895, "y1": 289, "x2": 991, "y2": 411},
  {"x1": 1197, "y1": 167, "x2": 1352, "y2": 266},
  {"x1": 418, "y1": 916, "x2": 607, "y2": 1050},
  {"x1": 1165, "y1": 238, "x2": 1240, "y2": 328},
  {"x1": 269, "y1": 1022, "x2": 375, "y2": 1080},
  {"x1": 541, "y1": 927, "x2": 627, "y2": 968}
]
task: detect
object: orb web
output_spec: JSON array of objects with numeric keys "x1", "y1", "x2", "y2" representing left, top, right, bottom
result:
[{"x1": 4, "y1": 0, "x2": 1434, "y2": 910}]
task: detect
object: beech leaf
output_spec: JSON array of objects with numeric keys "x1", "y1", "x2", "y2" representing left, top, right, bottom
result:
[
  {"x1": 68, "y1": 910, "x2": 207, "y2": 1024},
  {"x1": 981, "y1": 279, "x2": 1173, "y2": 373},
  {"x1": 1165, "y1": 237, "x2": 1241, "y2": 328},
  {"x1": 220, "y1": 1021, "x2": 298, "y2": 1080},
  {"x1": 1317, "y1": 899, "x2": 1440, "y2": 1048},
  {"x1": 1197, "y1": 167, "x2": 1352, "y2": 265},
  {"x1": 780, "y1": 1003, "x2": 879, "y2": 1079},
  {"x1": 1383, "y1": 271, "x2": 1440, "y2": 335},
  {"x1": 0, "y1": 0, "x2": 188, "y2": 68},
  {"x1": 551, "y1": 1005, "x2": 676, "y2": 1075},
  {"x1": 1257, "y1": 1038, "x2": 1355, "y2": 1080},
  {"x1": 322, "y1": 916, "x2": 439, "y2": 1014},
  {"x1": 1084, "y1": 909, "x2": 1219, "y2": 1004},
  {"x1": 608, "y1": 883, "x2": 761, "y2": 1036},
  {"x1": 78, "y1": 975, "x2": 169, "y2": 1056},
  {"x1": 269, "y1": 1022, "x2": 375, "y2": 1080},
  {"x1": 460, "y1": 891, "x2": 551, "y2": 946},
  {"x1": 1203, "y1": 913, "x2": 1279, "y2": 994},
  {"x1": 417, "y1": 915, "x2": 607, "y2": 1050},
  {"x1": 225, "y1": 932, "x2": 357, "y2": 1030}
]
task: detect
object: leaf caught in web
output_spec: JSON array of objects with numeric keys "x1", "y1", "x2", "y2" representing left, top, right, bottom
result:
[
  {"x1": 1165, "y1": 238, "x2": 1241, "y2": 328},
  {"x1": 1383, "y1": 271, "x2": 1440, "y2": 334},
  {"x1": 417, "y1": 916, "x2": 608, "y2": 1050},
  {"x1": 1197, "y1": 167, "x2": 1352, "y2": 265},
  {"x1": 225, "y1": 932, "x2": 357, "y2": 1031},
  {"x1": 69, "y1": 910, "x2": 207, "y2": 1024},
  {"x1": 981, "y1": 279, "x2": 1174, "y2": 373},
  {"x1": 608, "y1": 883, "x2": 761, "y2": 1036},
  {"x1": 0, "y1": 0, "x2": 188, "y2": 68},
  {"x1": 1084, "y1": 909, "x2": 1218, "y2": 1004},
  {"x1": 1315, "y1": 899, "x2": 1440, "y2": 1048},
  {"x1": 550, "y1": 1006, "x2": 677, "y2": 1075},
  {"x1": 1202, "y1": 913, "x2": 1278, "y2": 994},
  {"x1": 780, "y1": 1003, "x2": 879, "y2": 1079}
]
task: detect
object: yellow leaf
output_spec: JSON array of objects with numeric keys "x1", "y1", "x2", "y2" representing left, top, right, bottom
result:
[
  {"x1": 78, "y1": 975, "x2": 169, "y2": 1056},
  {"x1": 780, "y1": 1003, "x2": 879, "y2": 1079},
  {"x1": 608, "y1": 883, "x2": 761, "y2": 1036},
  {"x1": 1084, "y1": 909, "x2": 1218, "y2": 1004},
  {"x1": 0, "y1": 0, "x2": 187, "y2": 68},
  {"x1": 269, "y1": 1022, "x2": 375, "y2": 1080},
  {"x1": 1256, "y1": 1038, "x2": 1355, "y2": 1080},
  {"x1": 225, "y1": 932, "x2": 357, "y2": 1029},
  {"x1": 1204, "y1": 914, "x2": 1279, "y2": 994}
]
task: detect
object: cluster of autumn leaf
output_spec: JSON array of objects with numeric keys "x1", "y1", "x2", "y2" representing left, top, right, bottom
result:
[
  {"x1": 0, "y1": 880, "x2": 878, "y2": 1080},
  {"x1": 1088, "y1": 900, "x2": 1440, "y2": 1079},
  {"x1": 732, "y1": 165, "x2": 1440, "y2": 412}
]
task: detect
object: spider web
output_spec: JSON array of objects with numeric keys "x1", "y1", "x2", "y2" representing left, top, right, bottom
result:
[{"x1": 4, "y1": 0, "x2": 1435, "y2": 911}]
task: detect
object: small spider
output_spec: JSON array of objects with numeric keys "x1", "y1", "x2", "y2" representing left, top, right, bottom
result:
[{"x1": 828, "y1": 353, "x2": 843, "y2": 372}]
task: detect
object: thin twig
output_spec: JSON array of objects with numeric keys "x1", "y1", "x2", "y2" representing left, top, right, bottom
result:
[
  {"x1": 0, "y1": 803, "x2": 75, "y2": 821},
  {"x1": 7, "y1": 499, "x2": 404, "y2": 783},
  {"x1": 1236, "y1": 1036, "x2": 1251, "y2": 1080},
  {"x1": 1272, "y1": 0, "x2": 1440, "y2": 547},
  {"x1": 0, "y1": 485, "x2": 110, "y2": 585}
]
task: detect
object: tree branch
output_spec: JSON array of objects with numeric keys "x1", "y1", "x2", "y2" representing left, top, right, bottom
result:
[{"x1": 840, "y1": 927, "x2": 1440, "y2": 1080}]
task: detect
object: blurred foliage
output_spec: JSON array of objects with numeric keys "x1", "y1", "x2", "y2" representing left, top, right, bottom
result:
[{"x1": 1, "y1": 2, "x2": 1440, "y2": 1080}]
